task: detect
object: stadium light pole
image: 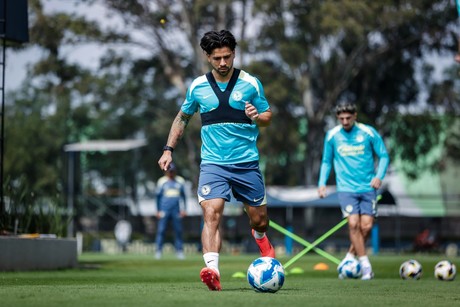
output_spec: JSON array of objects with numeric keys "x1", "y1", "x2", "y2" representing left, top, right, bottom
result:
[
  {"x1": 0, "y1": 0, "x2": 29, "y2": 226},
  {"x1": 0, "y1": 0, "x2": 6, "y2": 218}
]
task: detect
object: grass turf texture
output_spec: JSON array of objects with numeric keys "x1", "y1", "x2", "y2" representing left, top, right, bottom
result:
[{"x1": 0, "y1": 253, "x2": 459, "y2": 307}]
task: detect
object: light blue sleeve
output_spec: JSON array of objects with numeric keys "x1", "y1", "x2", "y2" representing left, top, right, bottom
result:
[
  {"x1": 318, "y1": 134, "x2": 333, "y2": 187},
  {"x1": 372, "y1": 128, "x2": 390, "y2": 180},
  {"x1": 181, "y1": 85, "x2": 199, "y2": 115},
  {"x1": 253, "y1": 78, "x2": 270, "y2": 113}
]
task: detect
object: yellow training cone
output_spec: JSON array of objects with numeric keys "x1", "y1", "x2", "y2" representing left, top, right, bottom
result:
[
  {"x1": 289, "y1": 267, "x2": 304, "y2": 274},
  {"x1": 232, "y1": 272, "x2": 246, "y2": 278}
]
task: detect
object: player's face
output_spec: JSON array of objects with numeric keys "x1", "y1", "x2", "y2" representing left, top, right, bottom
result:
[
  {"x1": 166, "y1": 170, "x2": 176, "y2": 178},
  {"x1": 337, "y1": 112, "x2": 357, "y2": 131},
  {"x1": 207, "y1": 47, "x2": 235, "y2": 78}
]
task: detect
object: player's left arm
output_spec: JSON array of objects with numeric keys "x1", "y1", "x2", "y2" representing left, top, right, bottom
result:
[
  {"x1": 245, "y1": 77, "x2": 272, "y2": 127},
  {"x1": 246, "y1": 106, "x2": 272, "y2": 127},
  {"x1": 371, "y1": 130, "x2": 390, "y2": 189}
]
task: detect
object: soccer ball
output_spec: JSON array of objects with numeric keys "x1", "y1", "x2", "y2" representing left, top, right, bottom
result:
[
  {"x1": 337, "y1": 258, "x2": 362, "y2": 279},
  {"x1": 434, "y1": 260, "x2": 456, "y2": 281},
  {"x1": 399, "y1": 259, "x2": 423, "y2": 280},
  {"x1": 247, "y1": 257, "x2": 285, "y2": 293}
]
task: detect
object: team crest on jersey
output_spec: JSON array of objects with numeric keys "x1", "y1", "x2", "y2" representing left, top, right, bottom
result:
[
  {"x1": 201, "y1": 185, "x2": 211, "y2": 196},
  {"x1": 356, "y1": 135, "x2": 364, "y2": 142},
  {"x1": 232, "y1": 91, "x2": 243, "y2": 101}
]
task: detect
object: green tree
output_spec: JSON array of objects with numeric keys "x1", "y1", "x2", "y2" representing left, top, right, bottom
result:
[
  {"x1": 3, "y1": 0, "x2": 252, "y2": 232},
  {"x1": 4, "y1": 0, "x2": 459, "y2": 222},
  {"x1": 2, "y1": 0, "x2": 127, "y2": 232},
  {"x1": 101, "y1": 0, "x2": 252, "y2": 185},
  {"x1": 384, "y1": 52, "x2": 460, "y2": 180},
  {"x1": 250, "y1": 0, "x2": 458, "y2": 185}
]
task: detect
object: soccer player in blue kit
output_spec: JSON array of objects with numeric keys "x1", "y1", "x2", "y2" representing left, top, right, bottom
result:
[
  {"x1": 155, "y1": 163, "x2": 187, "y2": 260},
  {"x1": 318, "y1": 102, "x2": 389, "y2": 280},
  {"x1": 158, "y1": 30, "x2": 275, "y2": 291}
]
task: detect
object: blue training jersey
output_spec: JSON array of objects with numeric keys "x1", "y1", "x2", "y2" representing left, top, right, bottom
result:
[
  {"x1": 318, "y1": 122, "x2": 390, "y2": 193},
  {"x1": 181, "y1": 69, "x2": 270, "y2": 164},
  {"x1": 156, "y1": 176, "x2": 187, "y2": 211}
]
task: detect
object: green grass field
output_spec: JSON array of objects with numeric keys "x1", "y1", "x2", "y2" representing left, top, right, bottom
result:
[{"x1": 0, "y1": 253, "x2": 459, "y2": 307}]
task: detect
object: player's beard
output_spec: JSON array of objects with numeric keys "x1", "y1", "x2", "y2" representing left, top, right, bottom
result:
[
  {"x1": 343, "y1": 124, "x2": 352, "y2": 131},
  {"x1": 216, "y1": 65, "x2": 232, "y2": 77},
  {"x1": 342, "y1": 123, "x2": 354, "y2": 131}
]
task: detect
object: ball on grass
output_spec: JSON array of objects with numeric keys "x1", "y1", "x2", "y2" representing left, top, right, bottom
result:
[
  {"x1": 247, "y1": 257, "x2": 285, "y2": 293},
  {"x1": 399, "y1": 259, "x2": 422, "y2": 280},
  {"x1": 434, "y1": 260, "x2": 456, "y2": 281}
]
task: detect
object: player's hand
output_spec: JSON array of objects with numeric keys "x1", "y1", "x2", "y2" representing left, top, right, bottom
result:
[
  {"x1": 245, "y1": 102, "x2": 259, "y2": 121},
  {"x1": 318, "y1": 186, "x2": 327, "y2": 198},
  {"x1": 370, "y1": 178, "x2": 382, "y2": 189},
  {"x1": 180, "y1": 210, "x2": 187, "y2": 218},
  {"x1": 158, "y1": 152, "x2": 173, "y2": 171}
]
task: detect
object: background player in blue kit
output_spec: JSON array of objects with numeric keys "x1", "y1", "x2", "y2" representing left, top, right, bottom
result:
[
  {"x1": 155, "y1": 163, "x2": 187, "y2": 260},
  {"x1": 158, "y1": 30, "x2": 275, "y2": 291},
  {"x1": 317, "y1": 102, "x2": 389, "y2": 280}
]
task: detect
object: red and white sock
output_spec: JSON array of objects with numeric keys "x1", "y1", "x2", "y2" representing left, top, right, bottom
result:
[{"x1": 253, "y1": 230, "x2": 265, "y2": 239}]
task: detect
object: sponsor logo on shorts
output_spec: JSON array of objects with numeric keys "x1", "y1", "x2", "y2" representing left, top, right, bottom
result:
[
  {"x1": 345, "y1": 204, "x2": 353, "y2": 213},
  {"x1": 253, "y1": 196, "x2": 264, "y2": 203},
  {"x1": 201, "y1": 185, "x2": 211, "y2": 196}
]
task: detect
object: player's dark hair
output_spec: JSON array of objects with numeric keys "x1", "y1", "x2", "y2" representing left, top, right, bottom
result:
[
  {"x1": 200, "y1": 30, "x2": 237, "y2": 55},
  {"x1": 335, "y1": 102, "x2": 357, "y2": 115}
]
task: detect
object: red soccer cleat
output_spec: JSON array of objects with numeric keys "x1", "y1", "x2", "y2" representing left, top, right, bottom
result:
[
  {"x1": 252, "y1": 229, "x2": 276, "y2": 258},
  {"x1": 200, "y1": 267, "x2": 222, "y2": 291}
]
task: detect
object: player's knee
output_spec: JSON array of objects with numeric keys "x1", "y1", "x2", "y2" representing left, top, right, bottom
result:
[
  {"x1": 360, "y1": 222, "x2": 373, "y2": 234},
  {"x1": 203, "y1": 204, "x2": 221, "y2": 219},
  {"x1": 250, "y1": 215, "x2": 269, "y2": 232},
  {"x1": 347, "y1": 220, "x2": 359, "y2": 231}
]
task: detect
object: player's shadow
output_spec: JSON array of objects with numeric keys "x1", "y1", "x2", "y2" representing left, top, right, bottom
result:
[{"x1": 223, "y1": 286, "x2": 298, "y2": 293}]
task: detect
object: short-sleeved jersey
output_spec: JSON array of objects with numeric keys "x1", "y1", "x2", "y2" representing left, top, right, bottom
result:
[
  {"x1": 318, "y1": 122, "x2": 390, "y2": 193},
  {"x1": 181, "y1": 69, "x2": 270, "y2": 164}
]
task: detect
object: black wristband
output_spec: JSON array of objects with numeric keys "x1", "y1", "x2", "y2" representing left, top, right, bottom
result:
[{"x1": 163, "y1": 145, "x2": 174, "y2": 152}]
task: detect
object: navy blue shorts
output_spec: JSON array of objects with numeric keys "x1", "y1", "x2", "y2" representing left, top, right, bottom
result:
[
  {"x1": 197, "y1": 161, "x2": 266, "y2": 206},
  {"x1": 338, "y1": 191, "x2": 377, "y2": 217}
]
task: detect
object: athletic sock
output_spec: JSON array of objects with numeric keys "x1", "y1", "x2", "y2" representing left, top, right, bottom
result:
[
  {"x1": 359, "y1": 256, "x2": 371, "y2": 269},
  {"x1": 345, "y1": 252, "x2": 356, "y2": 260},
  {"x1": 253, "y1": 230, "x2": 265, "y2": 239},
  {"x1": 203, "y1": 252, "x2": 220, "y2": 275},
  {"x1": 252, "y1": 230, "x2": 275, "y2": 258}
]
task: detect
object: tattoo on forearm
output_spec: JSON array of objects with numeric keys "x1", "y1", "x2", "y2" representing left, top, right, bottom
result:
[
  {"x1": 167, "y1": 113, "x2": 191, "y2": 146},
  {"x1": 178, "y1": 113, "x2": 191, "y2": 126}
]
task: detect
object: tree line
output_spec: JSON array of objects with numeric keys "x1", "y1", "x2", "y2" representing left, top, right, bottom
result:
[{"x1": 2, "y1": 0, "x2": 459, "y2": 233}]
